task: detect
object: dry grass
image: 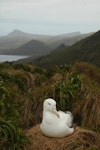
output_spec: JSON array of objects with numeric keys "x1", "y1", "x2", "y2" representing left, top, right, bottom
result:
[
  {"x1": 73, "y1": 76, "x2": 100, "y2": 131},
  {"x1": 82, "y1": 90, "x2": 100, "y2": 131},
  {"x1": 74, "y1": 62, "x2": 100, "y2": 83},
  {"x1": 25, "y1": 124, "x2": 100, "y2": 150}
]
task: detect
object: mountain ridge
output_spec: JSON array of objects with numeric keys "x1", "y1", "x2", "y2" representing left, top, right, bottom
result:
[{"x1": 0, "y1": 29, "x2": 94, "y2": 50}]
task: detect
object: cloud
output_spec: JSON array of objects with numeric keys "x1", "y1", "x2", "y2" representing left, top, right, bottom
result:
[
  {"x1": 0, "y1": 0, "x2": 100, "y2": 34},
  {"x1": 0, "y1": 0, "x2": 100, "y2": 22}
]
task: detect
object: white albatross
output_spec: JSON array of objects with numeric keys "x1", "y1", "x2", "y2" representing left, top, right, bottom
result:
[{"x1": 40, "y1": 98, "x2": 74, "y2": 138}]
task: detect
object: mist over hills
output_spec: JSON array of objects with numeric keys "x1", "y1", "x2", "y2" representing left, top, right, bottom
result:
[
  {"x1": 0, "y1": 29, "x2": 93, "y2": 51},
  {"x1": 33, "y1": 30, "x2": 100, "y2": 67},
  {"x1": 45, "y1": 32, "x2": 94, "y2": 49},
  {"x1": 0, "y1": 29, "x2": 52, "y2": 50}
]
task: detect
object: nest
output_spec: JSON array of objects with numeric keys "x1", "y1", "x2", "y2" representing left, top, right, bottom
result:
[{"x1": 25, "y1": 124, "x2": 100, "y2": 150}]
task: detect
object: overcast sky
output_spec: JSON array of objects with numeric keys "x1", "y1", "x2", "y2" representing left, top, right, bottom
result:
[{"x1": 0, "y1": 0, "x2": 100, "y2": 35}]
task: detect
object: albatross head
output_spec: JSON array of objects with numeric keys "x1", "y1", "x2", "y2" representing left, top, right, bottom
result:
[{"x1": 43, "y1": 98, "x2": 59, "y2": 118}]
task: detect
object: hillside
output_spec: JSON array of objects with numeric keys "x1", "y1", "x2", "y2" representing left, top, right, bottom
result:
[
  {"x1": 16, "y1": 43, "x2": 67, "y2": 63},
  {"x1": 33, "y1": 30, "x2": 100, "y2": 67},
  {"x1": 0, "y1": 39, "x2": 51, "y2": 56}
]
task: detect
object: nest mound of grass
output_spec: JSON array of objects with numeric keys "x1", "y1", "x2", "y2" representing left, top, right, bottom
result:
[{"x1": 26, "y1": 124, "x2": 100, "y2": 150}]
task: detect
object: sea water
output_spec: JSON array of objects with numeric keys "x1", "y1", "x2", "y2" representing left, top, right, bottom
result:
[{"x1": 0, "y1": 54, "x2": 28, "y2": 62}]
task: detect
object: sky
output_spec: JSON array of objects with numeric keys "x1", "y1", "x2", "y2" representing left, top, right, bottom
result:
[{"x1": 0, "y1": 0, "x2": 100, "y2": 35}]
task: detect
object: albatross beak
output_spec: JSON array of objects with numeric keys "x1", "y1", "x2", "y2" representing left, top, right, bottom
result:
[{"x1": 52, "y1": 106, "x2": 59, "y2": 118}]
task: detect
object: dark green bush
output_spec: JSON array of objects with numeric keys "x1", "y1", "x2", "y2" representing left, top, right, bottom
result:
[
  {"x1": 13, "y1": 64, "x2": 31, "y2": 72},
  {"x1": 53, "y1": 72, "x2": 82, "y2": 110},
  {"x1": 0, "y1": 77, "x2": 28, "y2": 150}
]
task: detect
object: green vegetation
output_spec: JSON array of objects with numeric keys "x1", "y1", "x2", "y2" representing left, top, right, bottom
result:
[
  {"x1": 0, "y1": 76, "x2": 28, "y2": 150},
  {"x1": 0, "y1": 61, "x2": 100, "y2": 149},
  {"x1": 53, "y1": 72, "x2": 82, "y2": 110}
]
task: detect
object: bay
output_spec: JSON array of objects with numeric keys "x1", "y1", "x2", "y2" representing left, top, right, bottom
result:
[{"x1": 0, "y1": 54, "x2": 28, "y2": 62}]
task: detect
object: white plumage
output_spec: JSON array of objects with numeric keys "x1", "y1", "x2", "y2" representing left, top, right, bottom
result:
[{"x1": 40, "y1": 98, "x2": 74, "y2": 138}]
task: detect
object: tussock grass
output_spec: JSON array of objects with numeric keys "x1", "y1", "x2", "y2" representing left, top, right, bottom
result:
[{"x1": 72, "y1": 62, "x2": 100, "y2": 131}]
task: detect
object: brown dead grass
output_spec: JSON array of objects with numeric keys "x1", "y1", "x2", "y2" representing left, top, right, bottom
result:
[{"x1": 25, "y1": 124, "x2": 100, "y2": 150}]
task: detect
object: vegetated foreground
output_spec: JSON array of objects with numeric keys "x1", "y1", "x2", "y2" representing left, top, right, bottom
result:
[{"x1": 0, "y1": 61, "x2": 100, "y2": 150}]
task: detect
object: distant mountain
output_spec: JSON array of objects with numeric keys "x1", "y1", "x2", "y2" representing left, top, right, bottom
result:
[
  {"x1": 0, "y1": 29, "x2": 94, "y2": 51},
  {"x1": 7, "y1": 29, "x2": 29, "y2": 37},
  {"x1": 7, "y1": 29, "x2": 51, "y2": 39},
  {"x1": 33, "y1": 30, "x2": 100, "y2": 67},
  {"x1": 0, "y1": 29, "x2": 52, "y2": 50},
  {"x1": 0, "y1": 39, "x2": 51, "y2": 56},
  {"x1": 57, "y1": 32, "x2": 81, "y2": 37},
  {"x1": 45, "y1": 32, "x2": 94, "y2": 49}
]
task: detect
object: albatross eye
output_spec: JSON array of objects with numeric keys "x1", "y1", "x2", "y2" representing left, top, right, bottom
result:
[{"x1": 48, "y1": 103, "x2": 51, "y2": 105}]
